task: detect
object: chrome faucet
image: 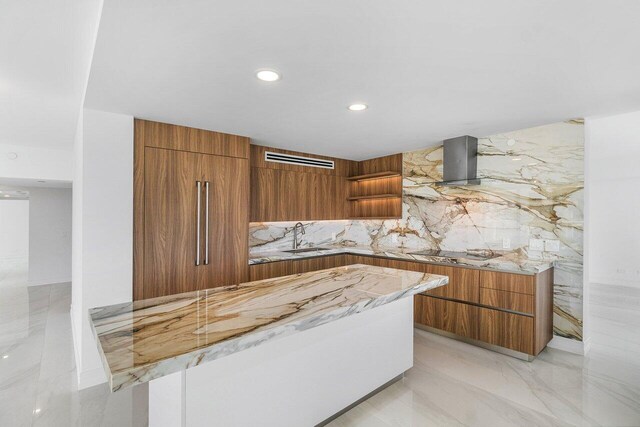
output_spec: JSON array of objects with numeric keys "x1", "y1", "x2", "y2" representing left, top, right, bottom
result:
[{"x1": 293, "y1": 222, "x2": 306, "y2": 250}]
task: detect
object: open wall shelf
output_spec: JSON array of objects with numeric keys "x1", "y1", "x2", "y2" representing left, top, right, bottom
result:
[
  {"x1": 347, "y1": 156, "x2": 403, "y2": 220},
  {"x1": 347, "y1": 194, "x2": 401, "y2": 201},
  {"x1": 346, "y1": 171, "x2": 401, "y2": 181}
]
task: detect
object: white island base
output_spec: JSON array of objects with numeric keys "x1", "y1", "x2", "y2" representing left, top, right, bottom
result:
[{"x1": 149, "y1": 297, "x2": 414, "y2": 427}]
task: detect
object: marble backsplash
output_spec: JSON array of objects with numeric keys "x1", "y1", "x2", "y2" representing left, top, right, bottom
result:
[{"x1": 249, "y1": 120, "x2": 584, "y2": 341}]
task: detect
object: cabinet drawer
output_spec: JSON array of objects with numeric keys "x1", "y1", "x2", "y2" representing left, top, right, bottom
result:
[
  {"x1": 414, "y1": 295, "x2": 478, "y2": 340},
  {"x1": 479, "y1": 270, "x2": 534, "y2": 295},
  {"x1": 478, "y1": 307, "x2": 534, "y2": 354},
  {"x1": 422, "y1": 265, "x2": 479, "y2": 303},
  {"x1": 350, "y1": 256, "x2": 479, "y2": 304},
  {"x1": 249, "y1": 255, "x2": 349, "y2": 281},
  {"x1": 479, "y1": 288, "x2": 534, "y2": 315},
  {"x1": 249, "y1": 261, "x2": 294, "y2": 281}
]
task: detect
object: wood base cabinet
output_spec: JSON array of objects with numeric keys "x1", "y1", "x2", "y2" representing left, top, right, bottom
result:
[
  {"x1": 343, "y1": 254, "x2": 553, "y2": 357},
  {"x1": 414, "y1": 295, "x2": 478, "y2": 340},
  {"x1": 478, "y1": 307, "x2": 534, "y2": 354},
  {"x1": 247, "y1": 253, "x2": 554, "y2": 358},
  {"x1": 249, "y1": 255, "x2": 348, "y2": 281}
]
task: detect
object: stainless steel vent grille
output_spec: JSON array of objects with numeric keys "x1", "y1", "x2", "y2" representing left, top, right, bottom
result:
[{"x1": 264, "y1": 151, "x2": 334, "y2": 169}]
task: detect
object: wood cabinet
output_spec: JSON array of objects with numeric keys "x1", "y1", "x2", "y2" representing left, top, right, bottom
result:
[
  {"x1": 249, "y1": 255, "x2": 348, "y2": 281},
  {"x1": 249, "y1": 145, "x2": 354, "y2": 222},
  {"x1": 479, "y1": 270, "x2": 534, "y2": 295},
  {"x1": 134, "y1": 119, "x2": 249, "y2": 300},
  {"x1": 339, "y1": 254, "x2": 552, "y2": 357},
  {"x1": 248, "y1": 253, "x2": 553, "y2": 357},
  {"x1": 478, "y1": 307, "x2": 534, "y2": 354},
  {"x1": 143, "y1": 148, "x2": 203, "y2": 297},
  {"x1": 414, "y1": 295, "x2": 479, "y2": 340},
  {"x1": 250, "y1": 168, "x2": 348, "y2": 221},
  {"x1": 249, "y1": 147, "x2": 403, "y2": 221},
  {"x1": 346, "y1": 255, "x2": 479, "y2": 303},
  {"x1": 479, "y1": 288, "x2": 534, "y2": 315}
]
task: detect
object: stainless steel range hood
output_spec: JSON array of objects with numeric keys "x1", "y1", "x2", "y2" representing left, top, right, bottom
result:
[{"x1": 437, "y1": 135, "x2": 481, "y2": 186}]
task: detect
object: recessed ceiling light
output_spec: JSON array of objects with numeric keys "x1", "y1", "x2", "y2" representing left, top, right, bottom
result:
[
  {"x1": 256, "y1": 69, "x2": 281, "y2": 82},
  {"x1": 2, "y1": 354, "x2": 8, "y2": 359},
  {"x1": 348, "y1": 103, "x2": 368, "y2": 111},
  {"x1": 3, "y1": 195, "x2": 9, "y2": 198}
]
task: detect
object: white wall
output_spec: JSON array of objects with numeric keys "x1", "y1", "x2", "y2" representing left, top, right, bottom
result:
[
  {"x1": 0, "y1": 200, "x2": 29, "y2": 260},
  {"x1": 72, "y1": 108, "x2": 133, "y2": 389},
  {"x1": 0, "y1": 143, "x2": 73, "y2": 183},
  {"x1": 28, "y1": 188, "x2": 72, "y2": 286},
  {"x1": 586, "y1": 110, "x2": 640, "y2": 288}
]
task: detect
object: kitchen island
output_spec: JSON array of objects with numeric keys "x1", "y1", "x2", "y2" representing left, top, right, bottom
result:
[{"x1": 90, "y1": 264, "x2": 448, "y2": 426}]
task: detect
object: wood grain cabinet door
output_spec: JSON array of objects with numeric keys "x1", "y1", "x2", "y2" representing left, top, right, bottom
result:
[
  {"x1": 143, "y1": 148, "x2": 204, "y2": 298},
  {"x1": 478, "y1": 307, "x2": 534, "y2": 354},
  {"x1": 421, "y1": 265, "x2": 479, "y2": 303},
  {"x1": 200, "y1": 154, "x2": 249, "y2": 289},
  {"x1": 415, "y1": 295, "x2": 479, "y2": 340}
]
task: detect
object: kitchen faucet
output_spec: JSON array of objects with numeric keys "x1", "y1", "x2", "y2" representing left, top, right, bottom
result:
[{"x1": 293, "y1": 222, "x2": 305, "y2": 250}]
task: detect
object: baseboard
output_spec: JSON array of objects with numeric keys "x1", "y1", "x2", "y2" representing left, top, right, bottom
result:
[
  {"x1": 78, "y1": 366, "x2": 107, "y2": 390},
  {"x1": 547, "y1": 335, "x2": 585, "y2": 355},
  {"x1": 70, "y1": 306, "x2": 107, "y2": 390},
  {"x1": 70, "y1": 306, "x2": 82, "y2": 375},
  {"x1": 589, "y1": 276, "x2": 640, "y2": 288}
]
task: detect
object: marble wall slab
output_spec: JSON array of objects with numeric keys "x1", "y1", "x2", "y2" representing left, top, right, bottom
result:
[{"x1": 249, "y1": 120, "x2": 584, "y2": 341}]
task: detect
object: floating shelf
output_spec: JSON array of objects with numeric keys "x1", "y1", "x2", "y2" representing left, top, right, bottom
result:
[
  {"x1": 347, "y1": 194, "x2": 401, "y2": 201},
  {"x1": 346, "y1": 171, "x2": 401, "y2": 181},
  {"x1": 348, "y1": 216, "x2": 399, "y2": 220}
]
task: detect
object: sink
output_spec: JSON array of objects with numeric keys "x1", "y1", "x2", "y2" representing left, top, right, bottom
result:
[{"x1": 283, "y1": 248, "x2": 331, "y2": 254}]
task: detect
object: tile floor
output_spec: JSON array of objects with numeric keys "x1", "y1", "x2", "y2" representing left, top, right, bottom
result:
[{"x1": 1, "y1": 267, "x2": 639, "y2": 426}]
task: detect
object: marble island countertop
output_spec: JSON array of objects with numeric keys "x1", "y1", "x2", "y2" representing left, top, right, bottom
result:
[
  {"x1": 249, "y1": 245, "x2": 555, "y2": 275},
  {"x1": 89, "y1": 264, "x2": 448, "y2": 392}
]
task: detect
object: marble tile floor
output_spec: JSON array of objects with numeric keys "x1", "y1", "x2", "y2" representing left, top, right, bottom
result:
[
  {"x1": 0, "y1": 283, "x2": 147, "y2": 427},
  {"x1": 588, "y1": 283, "x2": 640, "y2": 360},
  {"x1": 330, "y1": 283, "x2": 640, "y2": 427},
  {"x1": 1, "y1": 280, "x2": 639, "y2": 426}
]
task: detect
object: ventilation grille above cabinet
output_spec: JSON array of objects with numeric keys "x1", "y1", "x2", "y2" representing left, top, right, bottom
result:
[{"x1": 264, "y1": 151, "x2": 334, "y2": 169}]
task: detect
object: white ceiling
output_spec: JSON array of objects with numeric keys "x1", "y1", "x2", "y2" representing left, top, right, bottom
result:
[
  {"x1": 0, "y1": 0, "x2": 78, "y2": 150},
  {"x1": 85, "y1": 1, "x2": 640, "y2": 160}
]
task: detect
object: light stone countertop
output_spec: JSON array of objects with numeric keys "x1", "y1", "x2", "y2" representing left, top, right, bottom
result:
[
  {"x1": 249, "y1": 245, "x2": 555, "y2": 275},
  {"x1": 89, "y1": 264, "x2": 448, "y2": 392}
]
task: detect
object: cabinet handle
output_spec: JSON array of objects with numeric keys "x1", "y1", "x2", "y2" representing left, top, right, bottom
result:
[
  {"x1": 196, "y1": 181, "x2": 201, "y2": 266},
  {"x1": 205, "y1": 181, "x2": 210, "y2": 265}
]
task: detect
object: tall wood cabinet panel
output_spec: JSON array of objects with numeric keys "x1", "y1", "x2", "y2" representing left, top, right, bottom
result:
[
  {"x1": 202, "y1": 154, "x2": 250, "y2": 290},
  {"x1": 135, "y1": 119, "x2": 250, "y2": 158},
  {"x1": 134, "y1": 119, "x2": 249, "y2": 300},
  {"x1": 143, "y1": 148, "x2": 205, "y2": 298}
]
